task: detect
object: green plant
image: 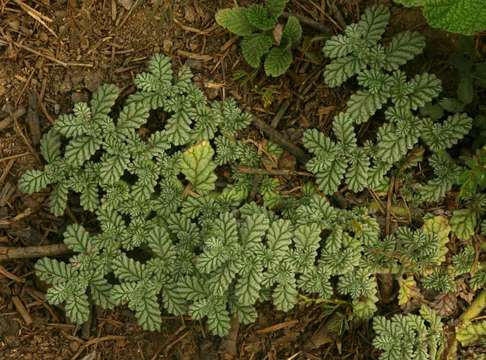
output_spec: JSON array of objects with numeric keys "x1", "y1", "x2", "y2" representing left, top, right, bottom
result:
[
  {"x1": 394, "y1": 0, "x2": 486, "y2": 35},
  {"x1": 373, "y1": 306, "x2": 444, "y2": 360},
  {"x1": 215, "y1": 0, "x2": 302, "y2": 77},
  {"x1": 306, "y1": 5, "x2": 473, "y2": 196}
]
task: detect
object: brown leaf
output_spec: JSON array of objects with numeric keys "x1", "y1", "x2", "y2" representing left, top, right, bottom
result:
[
  {"x1": 431, "y1": 293, "x2": 457, "y2": 317},
  {"x1": 273, "y1": 24, "x2": 284, "y2": 46}
]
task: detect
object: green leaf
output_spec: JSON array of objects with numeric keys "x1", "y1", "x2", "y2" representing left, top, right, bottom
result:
[
  {"x1": 49, "y1": 183, "x2": 69, "y2": 216},
  {"x1": 282, "y1": 15, "x2": 302, "y2": 46},
  {"x1": 40, "y1": 129, "x2": 62, "y2": 163},
  {"x1": 215, "y1": 8, "x2": 255, "y2": 36},
  {"x1": 100, "y1": 153, "x2": 130, "y2": 186},
  {"x1": 116, "y1": 101, "x2": 150, "y2": 132},
  {"x1": 35, "y1": 258, "x2": 75, "y2": 285},
  {"x1": 63, "y1": 224, "x2": 91, "y2": 253},
  {"x1": 346, "y1": 150, "x2": 370, "y2": 192},
  {"x1": 18, "y1": 169, "x2": 51, "y2": 194},
  {"x1": 273, "y1": 278, "x2": 298, "y2": 311},
  {"x1": 179, "y1": 141, "x2": 217, "y2": 194},
  {"x1": 457, "y1": 74, "x2": 474, "y2": 104},
  {"x1": 385, "y1": 31, "x2": 425, "y2": 70},
  {"x1": 422, "y1": 0, "x2": 486, "y2": 35},
  {"x1": 264, "y1": 46, "x2": 293, "y2": 77},
  {"x1": 65, "y1": 136, "x2": 100, "y2": 166},
  {"x1": 358, "y1": 5, "x2": 390, "y2": 44},
  {"x1": 135, "y1": 294, "x2": 161, "y2": 331},
  {"x1": 450, "y1": 208, "x2": 477, "y2": 240},
  {"x1": 344, "y1": 90, "x2": 388, "y2": 124},
  {"x1": 240, "y1": 34, "x2": 273, "y2": 68},
  {"x1": 90, "y1": 84, "x2": 119, "y2": 120},
  {"x1": 65, "y1": 293, "x2": 90, "y2": 325},
  {"x1": 240, "y1": 214, "x2": 270, "y2": 248},
  {"x1": 266, "y1": 0, "x2": 288, "y2": 17},
  {"x1": 245, "y1": 4, "x2": 276, "y2": 31},
  {"x1": 324, "y1": 56, "x2": 361, "y2": 87},
  {"x1": 112, "y1": 254, "x2": 146, "y2": 282}
]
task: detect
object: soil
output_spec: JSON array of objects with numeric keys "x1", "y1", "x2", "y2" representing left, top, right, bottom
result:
[{"x1": 0, "y1": 0, "x2": 483, "y2": 359}]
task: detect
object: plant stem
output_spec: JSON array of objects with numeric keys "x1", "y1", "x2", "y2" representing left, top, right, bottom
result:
[{"x1": 0, "y1": 244, "x2": 70, "y2": 262}]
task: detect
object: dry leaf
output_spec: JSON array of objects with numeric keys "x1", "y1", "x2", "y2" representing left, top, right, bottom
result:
[
  {"x1": 431, "y1": 293, "x2": 457, "y2": 317},
  {"x1": 398, "y1": 276, "x2": 423, "y2": 310},
  {"x1": 273, "y1": 24, "x2": 284, "y2": 45}
]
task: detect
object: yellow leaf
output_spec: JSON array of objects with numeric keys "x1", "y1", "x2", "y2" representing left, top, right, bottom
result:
[
  {"x1": 398, "y1": 276, "x2": 422, "y2": 307},
  {"x1": 423, "y1": 215, "x2": 450, "y2": 265}
]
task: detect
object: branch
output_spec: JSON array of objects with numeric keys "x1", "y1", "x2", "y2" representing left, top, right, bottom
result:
[
  {"x1": 252, "y1": 117, "x2": 310, "y2": 164},
  {"x1": 0, "y1": 244, "x2": 70, "y2": 262},
  {"x1": 282, "y1": 12, "x2": 332, "y2": 34},
  {"x1": 237, "y1": 166, "x2": 312, "y2": 177}
]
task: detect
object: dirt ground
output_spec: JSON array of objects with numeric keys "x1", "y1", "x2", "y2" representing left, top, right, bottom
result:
[{"x1": 0, "y1": 0, "x2": 481, "y2": 359}]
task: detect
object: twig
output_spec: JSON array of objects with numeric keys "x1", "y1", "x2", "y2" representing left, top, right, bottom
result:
[
  {"x1": 256, "y1": 319, "x2": 299, "y2": 334},
  {"x1": 71, "y1": 335, "x2": 125, "y2": 360},
  {"x1": 271, "y1": 100, "x2": 290, "y2": 128},
  {"x1": 12, "y1": 0, "x2": 57, "y2": 38},
  {"x1": 282, "y1": 12, "x2": 332, "y2": 33},
  {"x1": 447, "y1": 290, "x2": 486, "y2": 359},
  {"x1": 0, "y1": 264, "x2": 24, "y2": 282},
  {"x1": 252, "y1": 117, "x2": 310, "y2": 164},
  {"x1": 237, "y1": 166, "x2": 312, "y2": 177},
  {"x1": 0, "y1": 244, "x2": 70, "y2": 262},
  {"x1": 0, "y1": 107, "x2": 26, "y2": 131},
  {"x1": 12, "y1": 295, "x2": 33, "y2": 325},
  {"x1": 176, "y1": 49, "x2": 213, "y2": 62},
  {"x1": 14, "y1": 42, "x2": 93, "y2": 67}
]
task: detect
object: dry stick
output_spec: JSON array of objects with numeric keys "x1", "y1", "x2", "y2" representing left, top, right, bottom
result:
[
  {"x1": 271, "y1": 100, "x2": 290, "y2": 128},
  {"x1": 237, "y1": 166, "x2": 312, "y2": 177},
  {"x1": 0, "y1": 107, "x2": 26, "y2": 131},
  {"x1": 447, "y1": 289, "x2": 486, "y2": 359},
  {"x1": 282, "y1": 12, "x2": 332, "y2": 33},
  {"x1": 380, "y1": 176, "x2": 396, "y2": 304},
  {"x1": 252, "y1": 117, "x2": 310, "y2": 164},
  {"x1": 12, "y1": 295, "x2": 33, "y2": 325},
  {"x1": 70, "y1": 335, "x2": 126, "y2": 360},
  {"x1": 14, "y1": 42, "x2": 93, "y2": 67},
  {"x1": 0, "y1": 244, "x2": 70, "y2": 262}
]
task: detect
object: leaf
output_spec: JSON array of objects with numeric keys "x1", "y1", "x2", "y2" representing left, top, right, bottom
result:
[
  {"x1": 90, "y1": 84, "x2": 119, "y2": 120},
  {"x1": 112, "y1": 254, "x2": 146, "y2": 282},
  {"x1": 40, "y1": 129, "x2": 62, "y2": 163},
  {"x1": 456, "y1": 320, "x2": 486, "y2": 346},
  {"x1": 245, "y1": 4, "x2": 276, "y2": 31},
  {"x1": 385, "y1": 31, "x2": 425, "y2": 70},
  {"x1": 450, "y1": 208, "x2": 477, "y2": 240},
  {"x1": 457, "y1": 73, "x2": 474, "y2": 104},
  {"x1": 63, "y1": 224, "x2": 91, "y2": 253},
  {"x1": 135, "y1": 294, "x2": 162, "y2": 331},
  {"x1": 346, "y1": 150, "x2": 370, "y2": 192},
  {"x1": 99, "y1": 153, "x2": 130, "y2": 186},
  {"x1": 65, "y1": 136, "x2": 100, "y2": 166},
  {"x1": 324, "y1": 56, "x2": 361, "y2": 87},
  {"x1": 264, "y1": 46, "x2": 293, "y2": 77},
  {"x1": 116, "y1": 101, "x2": 150, "y2": 132},
  {"x1": 398, "y1": 276, "x2": 422, "y2": 307},
  {"x1": 421, "y1": 0, "x2": 486, "y2": 35},
  {"x1": 215, "y1": 8, "x2": 255, "y2": 36},
  {"x1": 344, "y1": 90, "x2": 388, "y2": 124},
  {"x1": 65, "y1": 293, "x2": 90, "y2": 325},
  {"x1": 240, "y1": 34, "x2": 273, "y2": 68},
  {"x1": 358, "y1": 5, "x2": 390, "y2": 44},
  {"x1": 266, "y1": 0, "x2": 288, "y2": 17},
  {"x1": 282, "y1": 15, "x2": 302, "y2": 46},
  {"x1": 49, "y1": 183, "x2": 69, "y2": 216},
  {"x1": 179, "y1": 141, "x2": 217, "y2": 194},
  {"x1": 422, "y1": 215, "x2": 450, "y2": 264},
  {"x1": 18, "y1": 169, "x2": 51, "y2": 194},
  {"x1": 405, "y1": 73, "x2": 442, "y2": 110},
  {"x1": 35, "y1": 258, "x2": 75, "y2": 285},
  {"x1": 273, "y1": 278, "x2": 298, "y2": 311}
]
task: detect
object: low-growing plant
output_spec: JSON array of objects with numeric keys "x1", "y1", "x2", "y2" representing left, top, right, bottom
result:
[
  {"x1": 394, "y1": 0, "x2": 486, "y2": 35},
  {"x1": 17, "y1": 6, "x2": 486, "y2": 359},
  {"x1": 306, "y1": 5, "x2": 473, "y2": 198},
  {"x1": 215, "y1": 0, "x2": 302, "y2": 77}
]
